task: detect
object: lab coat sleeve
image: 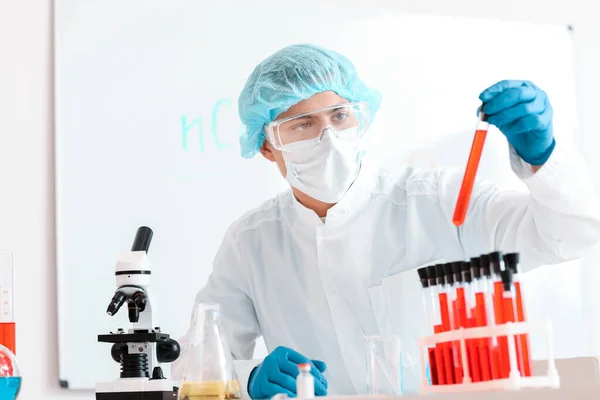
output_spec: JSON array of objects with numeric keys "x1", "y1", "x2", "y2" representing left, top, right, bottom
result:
[
  {"x1": 438, "y1": 142, "x2": 600, "y2": 270},
  {"x1": 172, "y1": 227, "x2": 263, "y2": 398}
]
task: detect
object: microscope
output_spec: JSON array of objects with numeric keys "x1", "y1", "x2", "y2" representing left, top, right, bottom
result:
[{"x1": 96, "y1": 226, "x2": 181, "y2": 400}]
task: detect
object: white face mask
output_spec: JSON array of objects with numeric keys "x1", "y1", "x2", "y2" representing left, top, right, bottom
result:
[{"x1": 282, "y1": 128, "x2": 364, "y2": 203}]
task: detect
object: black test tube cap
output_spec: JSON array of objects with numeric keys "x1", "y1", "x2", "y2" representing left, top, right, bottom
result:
[
  {"x1": 480, "y1": 254, "x2": 491, "y2": 277},
  {"x1": 470, "y1": 257, "x2": 482, "y2": 279},
  {"x1": 427, "y1": 265, "x2": 438, "y2": 287},
  {"x1": 443, "y1": 263, "x2": 454, "y2": 285},
  {"x1": 500, "y1": 268, "x2": 514, "y2": 292},
  {"x1": 462, "y1": 261, "x2": 473, "y2": 283},
  {"x1": 131, "y1": 226, "x2": 153, "y2": 253},
  {"x1": 451, "y1": 262, "x2": 463, "y2": 283},
  {"x1": 435, "y1": 264, "x2": 446, "y2": 286},
  {"x1": 489, "y1": 251, "x2": 504, "y2": 275},
  {"x1": 417, "y1": 267, "x2": 429, "y2": 288},
  {"x1": 503, "y1": 253, "x2": 520, "y2": 273}
]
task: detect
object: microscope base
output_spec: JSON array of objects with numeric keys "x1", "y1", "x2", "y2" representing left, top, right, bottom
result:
[{"x1": 96, "y1": 378, "x2": 178, "y2": 400}]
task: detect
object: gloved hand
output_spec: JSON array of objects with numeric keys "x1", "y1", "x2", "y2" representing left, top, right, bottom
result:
[
  {"x1": 248, "y1": 346, "x2": 328, "y2": 399},
  {"x1": 478, "y1": 80, "x2": 555, "y2": 166}
]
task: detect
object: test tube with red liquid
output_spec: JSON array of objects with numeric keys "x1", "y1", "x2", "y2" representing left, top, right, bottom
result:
[
  {"x1": 436, "y1": 264, "x2": 456, "y2": 384},
  {"x1": 418, "y1": 266, "x2": 439, "y2": 385},
  {"x1": 468, "y1": 257, "x2": 492, "y2": 381},
  {"x1": 459, "y1": 261, "x2": 481, "y2": 383},
  {"x1": 499, "y1": 268, "x2": 524, "y2": 378},
  {"x1": 427, "y1": 265, "x2": 448, "y2": 385},
  {"x1": 443, "y1": 263, "x2": 464, "y2": 384},
  {"x1": 452, "y1": 112, "x2": 489, "y2": 226},
  {"x1": 0, "y1": 251, "x2": 15, "y2": 355},
  {"x1": 489, "y1": 251, "x2": 513, "y2": 379},
  {"x1": 503, "y1": 253, "x2": 532, "y2": 377},
  {"x1": 479, "y1": 254, "x2": 501, "y2": 380}
]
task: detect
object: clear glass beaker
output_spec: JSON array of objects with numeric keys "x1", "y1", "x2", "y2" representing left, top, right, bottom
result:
[
  {"x1": 178, "y1": 303, "x2": 241, "y2": 400},
  {"x1": 366, "y1": 335, "x2": 403, "y2": 396}
]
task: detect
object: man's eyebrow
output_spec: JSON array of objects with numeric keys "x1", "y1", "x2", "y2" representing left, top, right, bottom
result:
[
  {"x1": 290, "y1": 114, "x2": 317, "y2": 120},
  {"x1": 326, "y1": 106, "x2": 346, "y2": 114},
  {"x1": 289, "y1": 104, "x2": 350, "y2": 120}
]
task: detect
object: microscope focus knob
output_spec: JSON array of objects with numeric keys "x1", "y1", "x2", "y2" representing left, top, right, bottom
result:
[
  {"x1": 156, "y1": 338, "x2": 181, "y2": 363},
  {"x1": 111, "y1": 342, "x2": 129, "y2": 363}
]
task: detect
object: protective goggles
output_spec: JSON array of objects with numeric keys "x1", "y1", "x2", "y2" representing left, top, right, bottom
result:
[{"x1": 264, "y1": 102, "x2": 370, "y2": 152}]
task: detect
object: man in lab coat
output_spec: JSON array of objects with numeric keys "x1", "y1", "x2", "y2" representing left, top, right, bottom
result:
[{"x1": 172, "y1": 43, "x2": 600, "y2": 398}]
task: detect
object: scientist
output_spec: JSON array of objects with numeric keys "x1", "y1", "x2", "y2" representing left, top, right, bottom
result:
[{"x1": 173, "y1": 44, "x2": 600, "y2": 398}]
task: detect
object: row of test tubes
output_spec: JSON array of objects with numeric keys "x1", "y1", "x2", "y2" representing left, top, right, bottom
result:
[{"x1": 417, "y1": 251, "x2": 532, "y2": 386}]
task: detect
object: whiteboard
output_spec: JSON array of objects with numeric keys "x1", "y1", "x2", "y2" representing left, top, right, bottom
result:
[{"x1": 54, "y1": 0, "x2": 583, "y2": 389}]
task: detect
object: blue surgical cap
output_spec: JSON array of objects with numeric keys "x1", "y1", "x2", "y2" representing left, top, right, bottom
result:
[{"x1": 237, "y1": 43, "x2": 382, "y2": 158}]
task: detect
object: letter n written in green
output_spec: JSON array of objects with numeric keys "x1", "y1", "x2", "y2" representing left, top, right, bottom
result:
[{"x1": 181, "y1": 116, "x2": 204, "y2": 151}]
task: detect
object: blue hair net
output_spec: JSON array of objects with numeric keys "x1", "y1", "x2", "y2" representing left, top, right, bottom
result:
[{"x1": 238, "y1": 43, "x2": 382, "y2": 158}]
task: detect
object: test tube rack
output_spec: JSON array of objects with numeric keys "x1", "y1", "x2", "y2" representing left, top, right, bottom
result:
[{"x1": 418, "y1": 319, "x2": 560, "y2": 393}]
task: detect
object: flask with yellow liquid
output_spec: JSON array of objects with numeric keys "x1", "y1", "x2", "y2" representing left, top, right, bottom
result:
[{"x1": 178, "y1": 303, "x2": 242, "y2": 400}]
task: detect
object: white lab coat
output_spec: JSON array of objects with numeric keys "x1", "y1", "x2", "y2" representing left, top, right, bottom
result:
[{"x1": 173, "y1": 144, "x2": 600, "y2": 397}]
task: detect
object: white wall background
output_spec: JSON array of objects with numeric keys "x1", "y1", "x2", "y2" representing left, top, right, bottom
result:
[{"x1": 1, "y1": 0, "x2": 599, "y2": 399}]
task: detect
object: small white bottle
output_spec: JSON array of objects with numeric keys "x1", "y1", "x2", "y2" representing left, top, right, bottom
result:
[{"x1": 296, "y1": 363, "x2": 314, "y2": 399}]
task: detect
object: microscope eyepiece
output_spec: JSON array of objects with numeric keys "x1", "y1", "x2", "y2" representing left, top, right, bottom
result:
[
  {"x1": 106, "y1": 291, "x2": 127, "y2": 316},
  {"x1": 131, "y1": 226, "x2": 153, "y2": 253}
]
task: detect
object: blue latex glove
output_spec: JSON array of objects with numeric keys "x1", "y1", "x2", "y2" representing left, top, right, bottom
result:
[
  {"x1": 478, "y1": 80, "x2": 555, "y2": 166},
  {"x1": 248, "y1": 346, "x2": 328, "y2": 399}
]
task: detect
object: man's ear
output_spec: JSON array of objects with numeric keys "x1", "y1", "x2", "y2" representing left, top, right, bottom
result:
[{"x1": 260, "y1": 141, "x2": 276, "y2": 162}]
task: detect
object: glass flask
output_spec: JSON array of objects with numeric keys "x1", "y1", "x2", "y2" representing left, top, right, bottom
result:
[
  {"x1": 0, "y1": 343, "x2": 21, "y2": 399},
  {"x1": 178, "y1": 303, "x2": 241, "y2": 400},
  {"x1": 365, "y1": 335, "x2": 403, "y2": 395}
]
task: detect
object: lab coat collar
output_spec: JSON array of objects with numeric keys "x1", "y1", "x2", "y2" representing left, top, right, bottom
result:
[
  {"x1": 290, "y1": 160, "x2": 378, "y2": 228},
  {"x1": 290, "y1": 196, "x2": 324, "y2": 228}
]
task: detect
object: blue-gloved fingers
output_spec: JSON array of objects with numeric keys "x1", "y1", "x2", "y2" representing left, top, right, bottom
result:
[
  {"x1": 284, "y1": 348, "x2": 312, "y2": 365},
  {"x1": 308, "y1": 360, "x2": 328, "y2": 390},
  {"x1": 311, "y1": 359, "x2": 327, "y2": 373},
  {"x1": 311, "y1": 368, "x2": 328, "y2": 392},
  {"x1": 477, "y1": 79, "x2": 554, "y2": 165},
  {"x1": 313, "y1": 376, "x2": 328, "y2": 396},
  {"x1": 278, "y1": 358, "x2": 305, "y2": 378},
  {"x1": 486, "y1": 93, "x2": 547, "y2": 128},
  {"x1": 266, "y1": 363, "x2": 298, "y2": 394},
  {"x1": 482, "y1": 85, "x2": 538, "y2": 116},
  {"x1": 505, "y1": 109, "x2": 553, "y2": 135},
  {"x1": 479, "y1": 80, "x2": 532, "y2": 103}
]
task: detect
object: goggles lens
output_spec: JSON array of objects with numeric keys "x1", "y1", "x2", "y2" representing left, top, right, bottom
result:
[{"x1": 266, "y1": 102, "x2": 369, "y2": 151}]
